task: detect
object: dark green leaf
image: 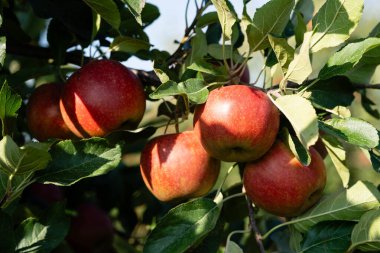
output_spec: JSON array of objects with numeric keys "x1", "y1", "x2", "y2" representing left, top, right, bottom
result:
[
  {"x1": 191, "y1": 28, "x2": 208, "y2": 62},
  {"x1": 319, "y1": 37, "x2": 380, "y2": 80},
  {"x1": 248, "y1": 0, "x2": 294, "y2": 51},
  {"x1": 0, "y1": 210, "x2": 15, "y2": 253},
  {"x1": 36, "y1": 138, "x2": 121, "y2": 186},
  {"x1": 310, "y1": 0, "x2": 363, "y2": 52},
  {"x1": 47, "y1": 19, "x2": 75, "y2": 66},
  {"x1": 15, "y1": 204, "x2": 70, "y2": 253},
  {"x1": 197, "y1": 12, "x2": 218, "y2": 28},
  {"x1": 187, "y1": 60, "x2": 227, "y2": 76},
  {"x1": 294, "y1": 11, "x2": 306, "y2": 47},
  {"x1": 83, "y1": 0, "x2": 120, "y2": 30},
  {"x1": 361, "y1": 91, "x2": 380, "y2": 119},
  {"x1": 0, "y1": 81, "x2": 22, "y2": 120},
  {"x1": 123, "y1": 0, "x2": 145, "y2": 25},
  {"x1": 301, "y1": 221, "x2": 355, "y2": 253},
  {"x1": 110, "y1": 36, "x2": 150, "y2": 54},
  {"x1": 302, "y1": 76, "x2": 355, "y2": 110},
  {"x1": 143, "y1": 198, "x2": 222, "y2": 253},
  {"x1": 149, "y1": 81, "x2": 180, "y2": 100},
  {"x1": 281, "y1": 128, "x2": 311, "y2": 166},
  {"x1": 369, "y1": 151, "x2": 380, "y2": 173},
  {"x1": 319, "y1": 118, "x2": 379, "y2": 149},
  {"x1": 369, "y1": 23, "x2": 380, "y2": 37},
  {"x1": 179, "y1": 79, "x2": 209, "y2": 104}
]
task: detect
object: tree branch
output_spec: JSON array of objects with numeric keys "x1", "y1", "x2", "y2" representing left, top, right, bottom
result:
[
  {"x1": 6, "y1": 43, "x2": 161, "y2": 88},
  {"x1": 246, "y1": 197, "x2": 266, "y2": 253}
]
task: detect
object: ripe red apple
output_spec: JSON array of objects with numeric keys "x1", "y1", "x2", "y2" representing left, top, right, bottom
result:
[
  {"x1": 27, "y1": 83, "x2": 74, "y2": 141},
  {"x1": 66, "y1": 203, "x2": 114, "y2": 252},
  {"x1": 194, "y1": 85, "x2": 280, "y2": 162},
  {"x1": 243, "y1": 141, "x2": 327, "y2": 217},
  {"x1": 140, "y1": 131, "x2": 221, "y2": 202},
  {"x1": 60, "y1": 59, "x2": 146, "y2": 138}
]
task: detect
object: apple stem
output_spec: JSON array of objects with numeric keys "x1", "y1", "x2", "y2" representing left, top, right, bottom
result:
[{"x1": 245, "y1": 197, "x2": 266, "y2": 253}]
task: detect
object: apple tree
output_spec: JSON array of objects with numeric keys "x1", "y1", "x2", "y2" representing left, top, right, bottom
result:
[{"x1": 0, "y1": 0, "x2": 380, "y2": 252}]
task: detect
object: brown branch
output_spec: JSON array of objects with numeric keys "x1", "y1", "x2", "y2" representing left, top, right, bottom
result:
[
  {"x1": 246, "y1": 197, "x2": 266, "y2": 253},
  {"x1": 353, "y1": 84, "x2": 380, "y2": 89}
]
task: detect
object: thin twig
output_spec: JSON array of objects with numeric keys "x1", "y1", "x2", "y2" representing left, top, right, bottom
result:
[
  {"x1": 246, "y1": 197, "x2": 265, "y2": 253},
  {"x1": 354, "y1": 84, "x2": 380, "y2": 89}
]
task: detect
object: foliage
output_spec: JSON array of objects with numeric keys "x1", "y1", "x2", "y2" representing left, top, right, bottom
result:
[{"x1": 0, "y1": 0, "x2": 380, "y2": 252}]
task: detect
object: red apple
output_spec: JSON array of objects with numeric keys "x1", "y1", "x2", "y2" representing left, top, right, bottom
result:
[
  {"x1": 27, "y1": 83, "x2": 74, "y2": 141},
  {"x1": 140, "y1": 131, "x2": 221, "y2": 202},
  {"x1": 243, "y1": 141, "x2": 327, "y2": 217},
  {"x1": 26, "y1": 183, "x2": 65, "y2": 205},
  {"x1": 66, "y1": 203, "x2": 114, "y2": 252},
  {"x1": 194, "y1": 85, "x2": 280, "y2": 162},
  {"x1": 60, "y1": 60, "x2": 146, "y2": 138}
]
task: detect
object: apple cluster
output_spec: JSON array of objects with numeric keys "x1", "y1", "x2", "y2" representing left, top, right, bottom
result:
[
  {"x1": 27, "y1": 59, "x2": 146, "y2": 140},
  {"x1": 27, "y1": 59, "x2": 326, "y2": 221},
  {"x1": 140, "y1": 83, "x2": 326, "y2": 217}
]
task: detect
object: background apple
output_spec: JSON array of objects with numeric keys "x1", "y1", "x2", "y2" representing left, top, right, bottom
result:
[
  {"x1": 140, "y1": 131, "x2": 221, "y2": 202},
  {"x1": 27, "y1": 83, "x2": 74, "y2": 141},
  {"x1": 194, "y1": 85, "x2": 280, "y2": 162},
  {"x1": 24, "y1": 183, "x2": 65, "y2": 206},
  {"x1": 66, "y1": 203, "x2": 114, "y2": 253},
  {"x1": 60, "y1": 60, "x2": 146, "y2": 138},
  {"x1": 243, "y1": 141, "x2": 327, "y2": 217}
]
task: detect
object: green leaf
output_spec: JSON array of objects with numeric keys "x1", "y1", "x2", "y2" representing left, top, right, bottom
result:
[
  {"x1": 191, "y1": 28, "x2": 208, "y2": 63},
  {"x1": 0, "y1": 210, "x2": 15, "y2": 253},
  {"x1": 197, "y1": 12, "x2": 219, "y2": 28},
  {"x1": 302, "y1": 76, "x2": 354, "y2": 110},
  {"x1": 15, "y1": 204, "x2": 70, "y2": 253},
  {"x1": 0, "y1": 36, "x2": 5, "y2": 67},
  {"x1": 274, "y1": 95, "x2": 319, "y2": 150},
  {"x1": 0, "y1": 81, "x2": 22, "y2": 120},
  {"x1": 110, "y1": 36, "x2": 150, "y2": 54},
  {"x1": 178, "y1": 79, "x2": 209, "y2": 104},
  {"x1": 211, "y1": 0, "x2": 237, "y2": 40},
  {"x1": 150, "y1": 79, "x2": 209, "y2": 104},
  {"x1": 268, "y1": 35, "x2": 295, "y2": 75},
  {"x1": 301, "y1": 221, "x2": 355, "y2": 253},
  {"x1": 319, "y1": 37, "x2": 380, "y2": 80},
  {"x1": 293, "y1": 181, "x2": 380, "y2": 233},
  {"x1": 294, "y1": 11, "x2": 306, "y2": 47},
  {"x1": 150, "y1": 81, "x2": 180, "y2": 100},
  {"x1": 289, "y1": 225, "x2": 303, "y2": 253},
  {"x1": 248, "y1": 0, "x2": 294, "y2": 51},
  {"x1": 36, "y1": 138, "x2": 121, "y2": 186},
  {"x1": 319, "y1": 118, "x2": 379, "y2": 149},
  {"x1": 283, "y1": 31, "x2": 312, "y2": 85},
  {"x1": 187, "y1": 60, "x2": 227, "y2": 76},
  {"x1": 281, "y1": 128, "x2": 311, "y2": 166},
  {"x1": 143, "y1": 198, "x2": 222, "y2": 253},
  {"x1": 322, "y1": 136, "x2": 350, "y2": 188},
  {"x1": 0, "y1": 136, "x2": 51, "y2": 175},
  {"x1": 310, "y1": 0, "x2": 364, "y2": 52},
  {"x1": 83, "y1": 0, "x2": 120, "y2": 30},
  {"x1": 225, "y1": 241, "x2": 243, "y2": 253},
  {"x1": 369, "y1": 151, "x2": 380, "y2": 173},
  {"x1": 350, "y1": 209, "x2": 380, "y2": 251},
  {"x1": 123, "y1": 0, "x2": 145, "y2": 25}
]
